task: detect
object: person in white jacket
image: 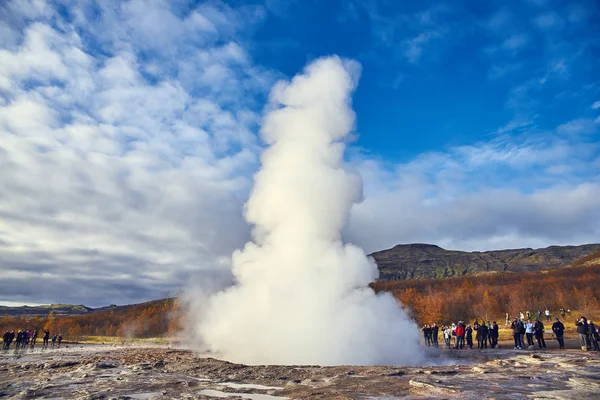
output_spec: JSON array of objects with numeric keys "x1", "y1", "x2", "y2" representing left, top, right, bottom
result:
[
  {"x1": 525, "y1": 319, "x2": 535, "y2": 347},
  {"x1": 443, "y1": 326, "x2": 452, "y2": 348}
]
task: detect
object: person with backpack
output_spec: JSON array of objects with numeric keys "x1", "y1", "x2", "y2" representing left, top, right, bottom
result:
[
  {"x1": 534, "y1": 318, "x2": 546, "y2": 349},
  {"x1": 552, "y1": 317, "x2": 565, "y2": 349},
  {"x1": 576, "y1": 316, "x2": 591, "y2": 351},
  {"x1": 511, "y1": 317, "x2": 524, "y2": 349}
]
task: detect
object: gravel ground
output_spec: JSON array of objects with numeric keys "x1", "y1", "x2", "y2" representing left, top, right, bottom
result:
[{"x1": 1, "y1": 343, "x2": 599, "y2": 399}]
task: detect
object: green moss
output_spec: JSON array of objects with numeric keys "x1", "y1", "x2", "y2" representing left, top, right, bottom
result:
[
  {"x1": 453, "y1": 264, "x2": 467, "y2": 276},
  {"x1": 434, "y1": 267, "x2": 446, "y2": 279}
]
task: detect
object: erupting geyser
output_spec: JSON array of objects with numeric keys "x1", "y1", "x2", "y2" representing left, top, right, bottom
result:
[{"x1": 197, "y1": 56, "x2": 422, "y2": 365}]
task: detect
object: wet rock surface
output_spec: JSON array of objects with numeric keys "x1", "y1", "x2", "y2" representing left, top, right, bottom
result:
[{"x1": 1, "y1": 345, "x2": 599, "y2": 399}]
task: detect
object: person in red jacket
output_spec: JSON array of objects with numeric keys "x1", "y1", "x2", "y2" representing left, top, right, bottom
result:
[{"x1": 454, "y1": 321, "x2": 466, "y2": 349}]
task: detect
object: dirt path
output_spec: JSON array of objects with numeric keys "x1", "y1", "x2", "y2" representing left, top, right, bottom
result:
[{"x1": 1, "y1": 345, "x2": 599, "y2": 399}]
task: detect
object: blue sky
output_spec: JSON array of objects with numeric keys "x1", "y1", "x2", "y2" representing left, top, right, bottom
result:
[
  {"x1": 251, "y1": 0, "x2": 600, "y2": 162},
  {"x1": 0, "y1": 0, "x2": 599, "y2": 306}
]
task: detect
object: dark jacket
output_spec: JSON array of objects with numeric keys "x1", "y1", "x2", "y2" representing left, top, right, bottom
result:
[
  {"x1": 490, "y1": 323, "x2": 499, "y2": 338},
  {"x1": 534, "y1": 321, "x2": 545, "y2": 338},
  {"x1": 552, "y1": 321, "x2": 565, "y2": 336},
  {"x1": 465, "y1": 327, "x2": 473, "y2": 340},
  {"x1": 511, "y1": 320, "x2": 523, "y2": 335},
  {"x1": 479, "y1": 324, "x2": 489, "y2": 337},
  {"x1": 576, "y1": 319, "x2": 588, "y2": 335},
  {"x1": 588, "y1": 323, "x2": 599, "y2": 339}
]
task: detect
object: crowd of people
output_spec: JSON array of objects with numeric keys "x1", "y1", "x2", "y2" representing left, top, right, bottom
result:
[
  {"x1": 423, "y1": 320, "x2": 500, "y2": 350},
  {"x1": 2, "y1": 329, "x2": 63, "y2": 350},
  {"x1": 423, "y1": 312, "x2": 600, "y2": 352}
]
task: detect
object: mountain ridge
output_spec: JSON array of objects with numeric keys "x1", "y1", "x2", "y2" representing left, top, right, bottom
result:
[{"x1": 369, "y1": 242, "x2": 600, "y2": 281}]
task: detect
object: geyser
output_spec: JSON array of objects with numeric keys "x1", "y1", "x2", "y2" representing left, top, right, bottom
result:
[{"x1": 197, "y1": 56, "x2": 422, "y2": 365}]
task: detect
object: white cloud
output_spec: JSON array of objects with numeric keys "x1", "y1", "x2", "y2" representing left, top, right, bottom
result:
[
  {"x1": 0, "y1": 0, "x2": 272, "y2": 306},
  {"x1": 1, "y1": 0, "x2": 598, "y2": 308},
  {"x1": 592, "y1": 101, "x2": 600, "y2": 109},
  {"x1": 345, "y1": 122, "x2": 600, "y2": 253}
]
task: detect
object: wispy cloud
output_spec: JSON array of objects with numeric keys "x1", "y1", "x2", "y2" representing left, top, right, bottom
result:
[
  {"x1": 502, "y1": 33, "x2": 528, "y2": 51},
  {"x1": 534, "y1": 11, "x2": 564, "y2": 29},
  {"x1": 403, "y1": 30, "x2": 445, "y2": 64}
]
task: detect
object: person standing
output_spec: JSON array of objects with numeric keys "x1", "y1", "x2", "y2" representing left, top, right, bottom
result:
[
  {"x1": 506, "y1": 313, "x2": 510, "y2": 325},
  {"x1": 473, "y1": 320, "x2": 481, "y2": 348},
  {"x1": 479, "y1": 323, "x2": 489, "y2": 349},
  {"x1": 422, "y1": 325, "x2": 431, "y2": 347},
  {"x1": 455, "y1": 321, "x2": 466, "y2": 349},
  {"x1": 525, "y1": 319, "x2": 535, "y2": 347},
  {"x1": 490, "y1": 321, "x2": 499, "y2": 348},
  {"x1": 576, "y1": 316, "x2": 590, "y2": 351},
  {"x1": 545, "y1": 309, "x2": 551, "y2": 321},
  {"x1": 431, "y1": 323, "x2": 439, "y2": 348},
  {"x1": 465, "y1": 325, "x2": 473, "y2": 349},
  {"x1": 443, "y1": 326, "x2": 452, "y2": 348},
  {"x1": 451, "y1": 323, "x2": 457, "y2": 347},
  {"x1": 552, "y1": 317, "x2": 565, "y2": 349},
  {"x1": 43, "y1": 329, "x2": 50, "y2": 348},
  {"x1": 588, "y1": 320, "x2": 599, "y2": 351},
  {"x1": 534, "y1": 318, "x2": 546, "y2": 349},
  {"x1": 511, "y1": 317, "x2": 524, "y2": 349},
  {"x1": 31, "y1": 330, "x2": 38, "y2": 347}
]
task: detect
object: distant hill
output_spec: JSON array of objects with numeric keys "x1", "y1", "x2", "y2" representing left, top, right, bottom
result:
[
  {"x1": 0, "y1": 298, "x2": 174, "y2": 317},
  {"x1": 370, "y1": 243, "x2": 600, "y2": 281}
]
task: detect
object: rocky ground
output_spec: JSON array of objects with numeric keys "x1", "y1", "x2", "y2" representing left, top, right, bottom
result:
[{"x1": 1, "y1": 342, "x2": 599, "y2": 399}]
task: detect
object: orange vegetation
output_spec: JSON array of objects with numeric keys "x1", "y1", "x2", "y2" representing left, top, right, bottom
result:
[
  {"x1": 0, "y1": 298, "x2": 182, "y2": 340},
  {"x1": 372, "y1": 264, "x2": 600, "y2": 325}
]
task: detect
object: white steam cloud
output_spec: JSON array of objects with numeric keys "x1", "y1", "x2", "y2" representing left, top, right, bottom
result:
[{"x1": 195, "y1": 56, "x2": 422, "y2": 365}]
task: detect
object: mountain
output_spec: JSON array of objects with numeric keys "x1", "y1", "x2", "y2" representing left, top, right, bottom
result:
[
  {"x1": 0, "y1": 298, "x2": 174, "y2": 317},
  {"x1": 370, "y1": 243, "x2": 600, "y2": 281}
]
